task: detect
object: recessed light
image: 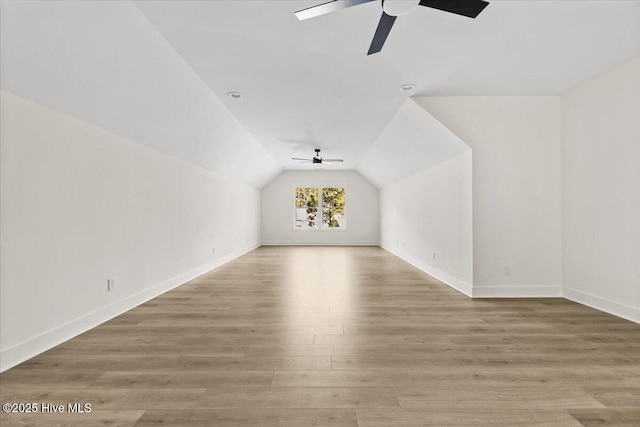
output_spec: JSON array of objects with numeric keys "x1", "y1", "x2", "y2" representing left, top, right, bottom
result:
[
  {"x1": 400, "y1": 84, "x2": 416, "y2": 93},
  {"x1": 228, "y1": 91, "x2": 243, "y2": 99}
]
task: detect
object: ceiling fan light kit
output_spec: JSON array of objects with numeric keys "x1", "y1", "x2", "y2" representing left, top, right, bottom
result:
[{"x1": 295, "y1": 0, "x2": 489, "y2": 55}]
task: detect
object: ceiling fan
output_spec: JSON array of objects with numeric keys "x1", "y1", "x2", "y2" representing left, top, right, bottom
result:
[
  {"x1": 295, "y1": 0, "x2": 489, "y2": 55},
  {"x1": 292, "y1": 148, "x2": 344, "y2": 164}
]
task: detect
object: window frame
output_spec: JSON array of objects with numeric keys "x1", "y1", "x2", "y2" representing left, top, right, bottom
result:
[{"x1": 293, "y1": 185, "x2": 347, "y2": 232}]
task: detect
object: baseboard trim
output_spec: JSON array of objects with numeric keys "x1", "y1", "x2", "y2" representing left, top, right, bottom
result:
[
  {"x1": 0, "y1": 243, "x2": 259, "y2": 373},
  {"x1": 261, "y1": 242, "x2": 379, "y2": 246},
  {"x1": 472, "y1": 286, "x2": 563, "y2": 298},
  {"x1": 563, "y1": 287, "x2": 639, "y2": 324},
  {"x1": 380, "y1": 244, "x2": 473, "y2": 297}
]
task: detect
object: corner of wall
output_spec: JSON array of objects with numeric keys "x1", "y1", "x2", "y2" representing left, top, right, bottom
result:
[{"x1": 380, "y1": 244, "x2": 473, "y2": 297}]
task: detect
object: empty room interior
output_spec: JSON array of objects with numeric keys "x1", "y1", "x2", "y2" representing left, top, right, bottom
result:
[{"x1": 1, "y1": 0, "x2": 639, "y2": 426}]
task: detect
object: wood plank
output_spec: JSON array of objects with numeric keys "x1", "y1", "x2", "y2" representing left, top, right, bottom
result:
[
  {"x1": 94, "y1": 371, "x2": 274, "y2": 388},
  {"x1": 196, "y1": 387, "x2": 399, "y2": 409},
  {"x1": 0, "y1": 410, "x2": 144, "y2": 427},
  {"x1": 134, "y1": 409, "x2": 358, "y2": 427},
  {"x1": 355, "y1": 408, "x2": 583, "y2": 426},
  {"x1": 397, "y1": 386, "x2": 604, "y2": 409},
  {"x1": 19, "y1": 355, "x2": 331, "y2": 371},
  {"x1": 567, "y1": 408, "x2": 640, "y2": 427}
]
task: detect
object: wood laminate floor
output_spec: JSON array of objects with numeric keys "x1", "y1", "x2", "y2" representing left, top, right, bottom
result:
[{"x1": 1, "y1": 246, "x2": 638, "y2": 426}]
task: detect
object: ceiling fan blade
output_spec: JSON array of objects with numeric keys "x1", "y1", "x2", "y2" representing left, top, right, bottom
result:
[
  {"x1": 295, "y1": 0, "x2": 376, "y2": 21},
  {"x1": 291, "y1": 157, "x2": 313, "y2": 162},
  {"x1": 368, "y1": 12, "x2": 397, "y2": 55},
  {"x1": 322, "y1": 159, "x2": 344, "y2": 164},
  {"x1": 418, "y1": 0, "x2": 489, "y2": 18}
]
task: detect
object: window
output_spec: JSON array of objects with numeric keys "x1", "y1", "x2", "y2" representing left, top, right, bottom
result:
[
  {"x1": 295, "y1": 187, "x2": 318, "y2": 229},
  {"x1": 322, "y1": 187, "x2": 345, "y2": 229},
  {"x1": 295, "y1": 186, "x2": 346, "y2": 230}
]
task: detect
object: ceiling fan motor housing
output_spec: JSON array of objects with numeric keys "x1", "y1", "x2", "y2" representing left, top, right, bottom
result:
[{"x1": 382, "y1": 0, "x2": 420, "y2": 16}]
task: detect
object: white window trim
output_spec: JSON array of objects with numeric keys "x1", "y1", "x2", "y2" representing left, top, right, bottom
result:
[{"x1": 293, "y1": 185, "x2": 347, "y2": 232}]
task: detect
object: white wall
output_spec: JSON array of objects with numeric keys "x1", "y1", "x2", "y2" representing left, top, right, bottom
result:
[
  {"x1": 261, "y1": 171, "x2": 379, "y2": 245},
  {"x1": 0, "y1": 1, "x2": 279, "y2": 187},
  {"x1": 562, "y1": 57, "x2": 640, "y2": 323},
  {"x1": 0, "y1": 91, "x2": 262, "y2": 371},
  {"x1": 380, "y1": 151, "x2": 473, "y2": 295},
  {"x1": 414, "y1": 97, "x2": 563, "y2": 297}
]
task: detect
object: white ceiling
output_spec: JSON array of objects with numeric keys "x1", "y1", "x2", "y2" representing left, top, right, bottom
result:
[
  {"x1": 1, "y1": 1, "x2": 639, "y2": 185},
  {"x1": 358, "y1": 98, "x2": 470, "y2": 188},
  {"x1": 134, "y1": 0, "x2": 640, "y2": 170}
]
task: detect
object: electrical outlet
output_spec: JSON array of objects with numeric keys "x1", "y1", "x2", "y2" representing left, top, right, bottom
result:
[
  {"x1": 432, "y1": 251, "x2": 436, "y2": 260},
  {"x1": 504, "y1": 266, "x2": 512, "y2": 276},
  {"x1": 212, "y1": 247, "x2": 216, "y2": 255},
  {"x1": 107, "y1": 279, "x2": 115, "y2": 291}
]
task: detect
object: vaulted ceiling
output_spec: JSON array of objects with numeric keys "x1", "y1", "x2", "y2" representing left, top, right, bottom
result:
[
  {"x1": 2, "y1": 1, "x2": 639, "y2": 186},
  {"x1": 134, "y1": 0, "x2": 640, "y2": 170}
]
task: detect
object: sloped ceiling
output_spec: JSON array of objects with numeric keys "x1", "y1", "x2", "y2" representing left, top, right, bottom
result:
[
  {"x1": 358, "y1": 98, "x2": 470, "y2": 188},
  {"x1": 0, "y1": 1, "x2": 279, "y2": 188},
  {"x1": 2, "y1": 1, "x2": 639, "y2": 188}
]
